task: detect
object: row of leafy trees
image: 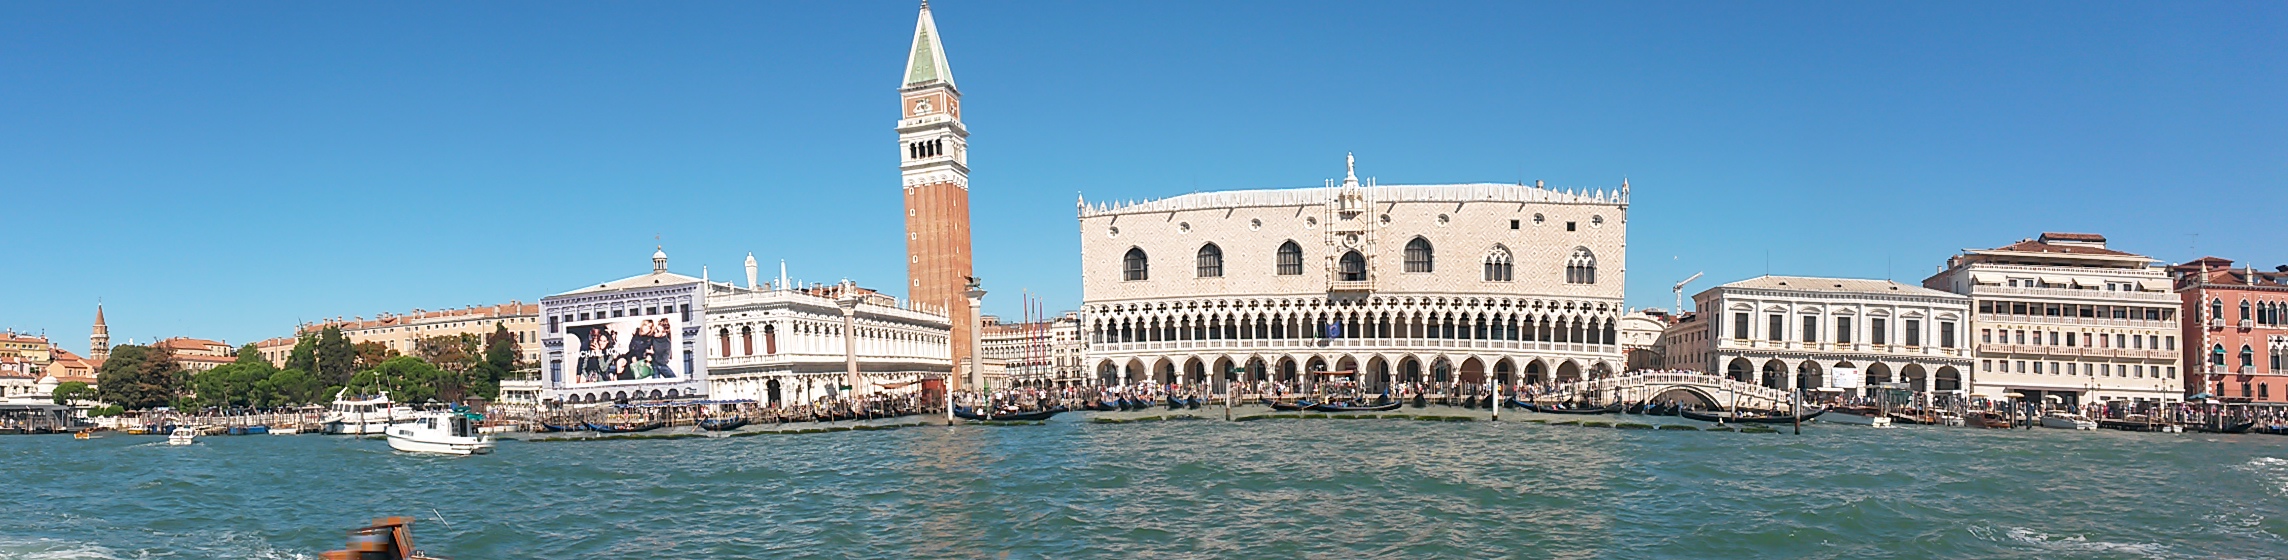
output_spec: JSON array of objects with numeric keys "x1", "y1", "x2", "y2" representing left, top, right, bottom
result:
[{"x1": 77, "y1": 324, "x2": 524, "y2": 412}]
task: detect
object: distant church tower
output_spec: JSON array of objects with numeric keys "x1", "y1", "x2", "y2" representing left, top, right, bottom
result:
[
  {"x1": 90, "y1": 304, "x2": 110, "y2": 362},
  {"x1": 899, "y1": 1, "x2": 976, "y2": 388}
]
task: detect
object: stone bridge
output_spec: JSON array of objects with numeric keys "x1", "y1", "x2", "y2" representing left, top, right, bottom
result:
[{"x1": 1546, "y1": 371, "x2": 1798, "y2": 411}]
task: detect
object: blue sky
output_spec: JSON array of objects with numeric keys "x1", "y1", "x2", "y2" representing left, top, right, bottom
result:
[{"x1": 3, "y1": 1, "x2": 2282, "y2": 353}]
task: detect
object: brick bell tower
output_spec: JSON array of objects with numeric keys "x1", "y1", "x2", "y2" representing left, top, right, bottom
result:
[{"x1": 898, "y1": 1, "x2": 976, "y2": 389}]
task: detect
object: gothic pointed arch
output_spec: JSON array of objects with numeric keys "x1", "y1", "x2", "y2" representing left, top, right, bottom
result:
[
  {"x1": 1404, "y1": 237, "x2": 1434, "y2": 273},
  {"x1": 1276, "y1": 240, "x2": 1304, "y2": 275},
  {"x1": 1565, "y1": 247, "x2": 1598, "y2": 284},
  {"x1": 1483, "y1": 244, "x2": 1514, "y2": 282},
  {"x1": 1123, "y1": 247, "x2": 1149, "y2": 281},
  {"x1": 1195, "y1": 243, "x2": 1224, "y2": 278}
]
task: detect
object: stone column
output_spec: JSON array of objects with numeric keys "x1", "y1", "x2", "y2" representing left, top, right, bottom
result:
[{"x1": 837, "y1": 284, "x2": 862, "y2": 399}]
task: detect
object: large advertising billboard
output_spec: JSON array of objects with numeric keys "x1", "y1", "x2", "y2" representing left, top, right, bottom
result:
[{"x1": 562, "y1": 316, "x2": 684, "y2": 386}]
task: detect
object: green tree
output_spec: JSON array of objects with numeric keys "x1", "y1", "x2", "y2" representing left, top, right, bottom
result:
[
  {"x1": 464, "y1": 323, "x2": 520, "y2": 401},
  {"x1": 284, "y1": 332, "x2": 317, "y2": 375},
  {"x1": 260, "y1": 368, "x2": 326, "y2": 407},
  {"x1": 51, "y1": 381, "x2": 95, "y2": 405},
  {"x1": 95, "y1": 345, "x2": 188, "y2": 410},
  {"x1": 316, "y1": 326, "x2": 355, "y2": 386},
  {"x1": 345, "y1": 355, "x2": 447, "y2": 405},
  {"x1": 413, "y1": 334, "x2": 480, "y2": 372}
]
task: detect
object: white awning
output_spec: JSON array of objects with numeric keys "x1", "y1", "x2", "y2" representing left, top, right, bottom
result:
[
  {"x1": 2140, "y1": 278, "x2": 2172, "y2": 291},
  {"x1": 1969, "y1": 272, "x2": 2005, "y2": 285}
]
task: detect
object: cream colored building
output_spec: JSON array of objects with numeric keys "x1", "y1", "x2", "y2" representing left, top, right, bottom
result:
[
  {"x1": 1924, "y1": 233, "x2": 2181, "y2": 407},
  {"x1": 294, "y1": 302, "x2": 544, "y2": 366},
  {"x1": 981, "y1": 312, "x2": 1086, "y2": 388},
  {"x1": 1079, "y1": 157, "x2": 1629, "y2": 391},
  {"x1": 1665, "y1": 276, "x2": 1973, "y2": 402},
  {"x1": 153, "y1": 337, "x2": 238, "y2": 372},
  {"x1": 702, "y1": 274, "x2": 952, "y2": 406}
]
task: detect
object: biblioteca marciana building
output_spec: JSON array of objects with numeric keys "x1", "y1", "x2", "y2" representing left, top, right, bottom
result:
[
  {"x1": 1663, "y1": 276, "x2": 1974, "y2": 402},
  {"x1": 1078, "y1": 156, "x2": 1630, "y2": 391}
]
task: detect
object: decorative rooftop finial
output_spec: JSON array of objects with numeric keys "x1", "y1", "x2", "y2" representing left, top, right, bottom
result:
[
  {"x1": 1345, "y1": 152, "x2": 1357, "y2": 183},
  {"x1": 652, "y1": 245, "x2": 668, "y2": 274}
]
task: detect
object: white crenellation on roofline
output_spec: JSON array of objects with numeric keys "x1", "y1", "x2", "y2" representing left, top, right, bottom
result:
[{"x1": 1078, "y1": 183, "x2": 1628, "y2": 218}]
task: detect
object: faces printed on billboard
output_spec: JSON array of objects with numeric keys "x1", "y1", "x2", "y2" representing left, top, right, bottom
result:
[{"x1": 562, "y1": 316, "x2": 680, "y2": 385}]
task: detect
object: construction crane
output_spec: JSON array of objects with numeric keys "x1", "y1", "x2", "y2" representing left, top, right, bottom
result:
[{"x1": 1673, "y1": 272, "x2": 1704, "y2": 315}]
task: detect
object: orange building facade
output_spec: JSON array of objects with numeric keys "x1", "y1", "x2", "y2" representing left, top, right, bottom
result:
[{"x1": 2174, "y1": 257, "x2": 2288, "y2": 403}]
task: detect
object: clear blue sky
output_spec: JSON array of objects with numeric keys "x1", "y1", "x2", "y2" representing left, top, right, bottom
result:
[{"x1": 4, "y1": 1, "x2": 2282, "y2": 353}]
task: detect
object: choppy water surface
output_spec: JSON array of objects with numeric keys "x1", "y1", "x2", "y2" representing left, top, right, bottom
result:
[{"x1": 5, "y1": 412, "x2": 2286, "y2": 559}]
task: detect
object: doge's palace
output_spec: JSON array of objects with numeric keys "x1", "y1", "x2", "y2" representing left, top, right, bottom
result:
[{"x1": 1078, "y1": 156, "x2": 1630, "y2": 392}]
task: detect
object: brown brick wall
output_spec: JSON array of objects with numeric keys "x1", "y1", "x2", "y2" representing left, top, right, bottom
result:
[{"x1": 906, "y1": 181, "x2": 975, "y2": 389}]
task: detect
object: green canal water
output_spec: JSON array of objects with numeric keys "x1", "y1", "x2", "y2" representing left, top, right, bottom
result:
[{"x1": 3, "y1": 411, "x2": 2284, "y2": 559}]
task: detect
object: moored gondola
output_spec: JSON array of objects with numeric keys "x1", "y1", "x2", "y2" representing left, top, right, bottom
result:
[
  {"x1": 1679, "y1": 407, "x2": 1828, "y2": 424},
  {"x1": 1529, "y1": 402, "x2": 1622, "y2": 415},
  {"x1": 1185, "y1": 396, "x2": 1202, "y2": 410},
  {"x1": 1263, "y1": 398, "x2": 1313, "y2": 412},
  {"x1": 954, "y1": 406, "x2": 1068, "y2": 422},
  {"x1": 1307, "y1": 401, "x2": 1402, "y2": 412},
  {"x1": 584, "y1": 421, "x2": 665, "y2": 433},
  {"x1": 1411, "y1": 394, "x2": 1428, "y2": 409},
  {"x1": 1088, "y1": 399, "x2": 1119, "y2": 411},
  {"x1": 537, "y1": 422, "x2": 588, "y2": 433},
  {"x1": 697, "y1": 417, "x2": 749, "y2": 431}
]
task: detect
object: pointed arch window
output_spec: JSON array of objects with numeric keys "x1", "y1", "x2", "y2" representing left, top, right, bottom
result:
[
  {"x1": 1483, "y1": 245, "x2": 1514, "y2": 281},
  {"x1": 2212, "y1": 298, "x2": 2224, "y2": 321},
  {"x1": 1195, "y1": 244, "x2": 1224, "y2": 278},
  {"x1": 1123, "y1": 248, "x2": 1149, "y2": 281},
  {"x1": 2242, "y1": 300, "x2": 2253, "y2": 322},
  {"x1": 1403, "y1": 238, "x2": 1434, "y2": 273},
  {"x1": 1565, "y1": 247, "x2": 1598, "y2": 284},
  {"x1": 1276, "y1": 241, "x2": 1304, "y2": 276},
  {"x1": 1339, "y1": 251, "x2": 1367, "y2": 282},
  {"x1": 2244, "y1": 345, "x2": 2257, "y2": 369}
]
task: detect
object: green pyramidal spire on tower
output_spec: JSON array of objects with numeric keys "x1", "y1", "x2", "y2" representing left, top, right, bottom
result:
[{"x1": 904, "y1": 2, "x2": 955, "y2": 88}]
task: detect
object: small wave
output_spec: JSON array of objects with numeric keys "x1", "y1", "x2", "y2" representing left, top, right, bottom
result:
[
  {"x1": 0, "y1": 537, "x2": 122, "y2": 560},
  {"x1": 1999, "y1": 527, "x2": 2171, "y2": 557}
]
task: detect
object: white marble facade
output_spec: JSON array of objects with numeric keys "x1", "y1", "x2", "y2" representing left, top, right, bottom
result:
[
  {"x1": 1666, "y1": 276, "x2": 1974, "y2": 401},
  {"x1": 1078, "y1": 158, "x2": 1630, "y2": 391}
]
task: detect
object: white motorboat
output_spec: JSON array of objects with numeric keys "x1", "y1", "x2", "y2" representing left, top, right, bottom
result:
[
  {"x1": 2041, "y1": 412, "x2": 2098, "y2": 430},
  {"x1": 166, "y1": 427, "x2": 197, "y2": 446},
  {"x1": 386, "y1": 410, "x2": 495, "y2": 455},
  {"x1": 1818, "y1": 406, "x2": 1893, "y2": 428},
  {"x1": 323, "y1": 391, "x2": 412, "y2": 435}
]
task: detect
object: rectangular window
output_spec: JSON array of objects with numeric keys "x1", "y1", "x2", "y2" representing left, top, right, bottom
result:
[
  {"x1": 1940, "y1": 322, "x2": 1956, "y2": 348},
  {"x1": 579, "y1": 312, "x2": 590, "y2": 321},
  {"x1": 1802, "y1": 316, "x2": 1818, "y2": 343},
  {"x1": 1768, "y1": 315, "x2": 1784, "y2": 342},
  {"x1": 548, "y1": 316, "x2": 559, "y2": 333},
  {"x1": 2012, "y1": 302, "x2": 2028, "y2": 315},
  {"x1": 1870, "y1": 318, "x2": 1887, "y2": 345},
  {"x1": 2047, "y1": 332, "x2": 2058, "y2": 346},
  {"x1": 2165, "y1": 336, "x2": 2175, "y2": 351},
  {"x1": 1980, "y1": 301, "x2": 1994, "y2": 314},
  {"x1": 682, "y1": 304, "x2": 691, "y2": 321},
  {"x1": 2016, "y1": 360, "x2": 2026, "y2": 373},
  {"x1": 2015, "y1": 330, "x2": 2025, "y2": 344},
  {"x1": 1982, "y1": 359, "x2": 1992, "y2": 372},
  {"x1": 1981, "y1": 329, "x2": 1992, "y2": 343},
  {"x1": 549, "y1": 360, "x2": 561, "y2": 383},
  {"x1": 1906, "y1": 319, "x2": 1922, "y2": 346},
  {"x1": 2034, "y1": 362, "x2": 2044, "y2": 375},
  {"x1": 612, "y1": 309, "x2": 623, "y2": 318},
  {"x1": 1509, "y1": 219, "x2": 1520, "y2": 230},
  {"x1": 1837, "y1": 318, "x2": 1853, "y2": 344},
  {"x1": 1733, "y1": 313, "x2": 1749, "y2": 340}
]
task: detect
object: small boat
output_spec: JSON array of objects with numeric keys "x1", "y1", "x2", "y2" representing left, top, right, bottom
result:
[
  {"x1": 1262, "y1": 399, "x2": 1313, "y2": 412},
  {"x1": 583, "y1": 421, "x2": 665, "y2": 433},
  {"x1": 1185, "y1": 396, "x2": 1202, "y2": 410},
  {"x1": 1966, "y1": 412, "x2": 2013, "y2": 429},
  {"x1": 954, "y1": 406, "x2": 1068, "y2": 422},
  {"x1": 1680, "y1": 407, "x2": 1829, "y2": 424},
  {"x1": 1411, "y1": 394, "x2": 1428, "y2": 409},
  {"x1": 1820, "y1": 406, "x2": 1893, "y2": 427},
  {"x1": 1088, "y1": 399, "x2": 1118, "y2": 412},
  {"x1": 167, "y1": 426, "x2": 197, "y2": 446},
  {"x1": 2191, "y1": 419, "x2": 2258, "y2": 434},
  {"x1": 387, "y1": 410, "x2": 495, "y2": 455},
  {"x1": 1462, "y1": 394, "x2": 1481, "y2": 409},
  {"x1": 324, "y1": 391, "x2": 413, "y2": 435},
  {"x1": 535, "y1": 422, "x2": 589, "y2": 433},
  {"x1": 697, "y1": 417, "x2": 750, "y2": 432},
  {"x1": 1528, "y1": 402, "x2": 1622, "y2": 415},
  {"x1": 1166, "y1": 397, "x2": 1184, "y2": 411},
  {"x1": 271, "y1": 423, "x2": 306, "y2": 435},
  {"x1": 74, "y1": 428, "x2": 98, "y2": 440},
  {"x1": 1307, "y1": 401, "x2": 1402, "y2": 413},
  {"x1": 321, "y1": 516, "x2": 445, "y2": 560},
  {"x1": 2039, "y1": 412, "x2": 2098, "y2": 430}
]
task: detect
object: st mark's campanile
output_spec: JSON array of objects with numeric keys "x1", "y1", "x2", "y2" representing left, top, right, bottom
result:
[{"x1": 897, "y1": 2, "x2": 976, "y2": 389}]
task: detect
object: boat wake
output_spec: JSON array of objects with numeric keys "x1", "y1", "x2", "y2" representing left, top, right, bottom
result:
[
  {"x1": 1968, "y1": 525, "x2": 2172, "y2": 557},
  {"x1": 2238, "y1": 457, "x2": 2288, "y2": 499}
]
